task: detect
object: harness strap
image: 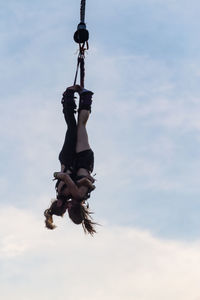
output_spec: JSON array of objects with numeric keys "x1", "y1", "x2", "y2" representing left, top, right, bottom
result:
[
  {"x1": 73, "y1": 56, "x2": 81, "y2": 86},
  {"x1": 73, "y1": 42, "x2": 89, "y2": 88},
  {"x1": 80, "y1": 56, "x2": 85, "y2": 88}
]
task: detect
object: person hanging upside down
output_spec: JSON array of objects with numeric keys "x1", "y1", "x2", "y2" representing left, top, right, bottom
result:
[{"x1": 44, "y1": 85, "x2": 97, "y2": 235}]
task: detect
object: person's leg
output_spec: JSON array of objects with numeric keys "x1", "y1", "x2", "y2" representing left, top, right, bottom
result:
[
  {"x1": 58, "y1": 88, "x2": 77, "y2": 168},
  {"x1": 76, "y1": 110, "x2": 90, "y2": 153},
  {"x1": 45, "y1": 88, "x2": 78, "y2": 229},
  {"x1": 76, "y1": 89, "x2": 93, "y2": 153}
]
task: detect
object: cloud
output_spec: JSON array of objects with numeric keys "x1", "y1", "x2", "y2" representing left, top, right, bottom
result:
[
  {"x1": 0, "y1": 206, "x2": 200, "y2": 300},
  {"x1": 1, "y1": 0, "x2": 200, "y2": 240},
  {"x1": 1, "y1": 47, "x2": 200, "y2": 239}
]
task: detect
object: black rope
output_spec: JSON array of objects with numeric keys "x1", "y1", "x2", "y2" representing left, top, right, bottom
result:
[
  {"x1": 73, "y1": 57, "x2": 81, "y2": 86},
  {"x1": 80, "y1": 56, "x2": 85, "y2": 87},
  {"x1": 73, "y1": 0, "x2": 88, "y2": 88},
  {"x1": 80, "y1": 0, "x2": 86, "y2": 23}
]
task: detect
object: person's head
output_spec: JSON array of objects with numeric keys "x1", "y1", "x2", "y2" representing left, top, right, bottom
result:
[{"x1": 67, "y1": 199, "x2": 97, "y2": 235}]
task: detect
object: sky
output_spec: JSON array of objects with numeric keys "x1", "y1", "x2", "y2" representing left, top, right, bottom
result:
[{"x1": 1, "y1": 0, "x2": 200, "y2": 299}]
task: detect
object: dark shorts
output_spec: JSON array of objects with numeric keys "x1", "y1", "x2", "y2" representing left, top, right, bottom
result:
[{"x1": 74, "y1": 149, "x2": 94, "y2": 173}]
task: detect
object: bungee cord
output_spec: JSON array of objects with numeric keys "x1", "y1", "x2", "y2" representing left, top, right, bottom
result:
[
  {"x1": 73, "y1": 0, "x2": 89, "y2": 88},
  {"x1": 80, "y1": 0, "x2": 86, "y2": 23}
]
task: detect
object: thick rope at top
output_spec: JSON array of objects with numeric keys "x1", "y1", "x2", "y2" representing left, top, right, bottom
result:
[
  {"x1": 73, "y1": 0, "x2": 89, "y2": 88},
  {"x1": 80, "y1": 0, "x2": 86, "y2": 23}
]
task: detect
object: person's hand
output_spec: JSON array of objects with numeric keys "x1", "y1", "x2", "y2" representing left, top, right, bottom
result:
[
  {"x1": 53, "y1": 172, "x2": 66, "y2": 181},
  {"x1": 76, "y1": 178, "x2": 96, "y2": 191}
]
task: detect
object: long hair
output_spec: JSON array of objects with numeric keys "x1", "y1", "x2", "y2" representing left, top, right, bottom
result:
[
  {"x1": 44, "y1": 197, "x2": 98, "y2": 235},
  {"x1": 44, "y1": 207, "x2": 56, "y2": 230},
  {"x1": 68, "y1": 201, "x2": 97, "y2": 235},
  {"x1": 44, "y1": 197, "x2": 68, "y2": 230}
]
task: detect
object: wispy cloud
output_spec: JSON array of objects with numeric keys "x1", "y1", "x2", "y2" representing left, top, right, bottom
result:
[
  {"x1": 1, "y1": 206, "x2": 200, "y2": 300},
  {"x1": 1, "y1": 1, "x2": 200, "y2": 298},
  {"x1": 1, "y1": 47, "x2": 200, "y2": 238},
  {"x1": 1, "y1": 0, "x2": 200, "y2": 239}
]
